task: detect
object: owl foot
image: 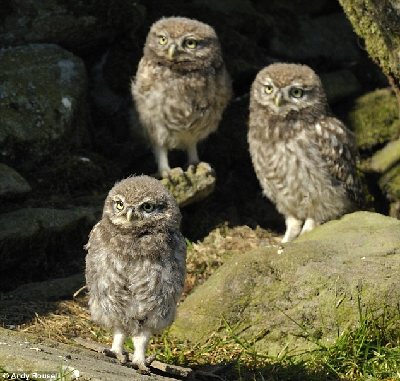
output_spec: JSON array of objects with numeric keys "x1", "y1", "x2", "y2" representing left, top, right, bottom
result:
[
  {"x1": 187, "y1": 161, "x2": 214, "y2": 175},
  {"x1": 127, "y1": 354, "x2": 156, "y2": 374},
  {"x1": 103, "y1": 348, "x2": 129, "y2": 364},
  {"x1": 160, "y1": 167, "x2": 185, "y2": 183}
]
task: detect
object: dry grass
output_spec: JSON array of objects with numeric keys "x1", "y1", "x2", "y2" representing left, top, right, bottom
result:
[
  {"x1": 3, "y1": 224, "x2": 398, "y2": 380},
  {"x1": 8, "y1": 224, "x2": 278, "y2": 347}
]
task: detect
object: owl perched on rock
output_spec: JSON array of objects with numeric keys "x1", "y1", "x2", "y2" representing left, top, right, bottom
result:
[
  {"x1": 132, "y1": 17, "x2": 232, "y2": 178},
  {"x1": 85, "y1": 176, "x2": 186, "y2": 372},
  {"x1": 248, "y1": 63, "x2": 363, "y2": 243}
]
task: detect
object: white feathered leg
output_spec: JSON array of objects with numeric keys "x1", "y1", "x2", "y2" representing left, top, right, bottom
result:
[
  {"x1": 131, "y1": 330, "x2": 152, "y2": 372},
  {"x1": 282, "y1": 215, "x2": 303, "y2": 243},
  {"x1": 300, "y1": 217, "x2": 318, "y2": 236}
]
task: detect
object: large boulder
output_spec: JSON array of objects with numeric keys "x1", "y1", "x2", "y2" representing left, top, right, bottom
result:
[
  {"x1": 171, "y1": 212, "x2": 400, "y2": 355},
  {"x1": 0, "y1": 0, "x2": 143, "y2": 56},
  {"x1": 0, "y1": 207, "x2": 100, "y2": 291},
  {"x1": 0, "y1": 164, "x2": 31, "y2": 199},
  {"x1": 0, "y1": 44, "x2": 88, "y2": 169}
]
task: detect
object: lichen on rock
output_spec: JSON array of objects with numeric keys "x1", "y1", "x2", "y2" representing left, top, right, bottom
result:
[
  {"x1": 346, "y1": 88, "x2": 400, "y2": 151},
  {"x1": 170, "y1": 212, "x2": 400, "y2": 355},
  {"x1": 160, "y1": 163, "x2": 216, "y2": 207}
]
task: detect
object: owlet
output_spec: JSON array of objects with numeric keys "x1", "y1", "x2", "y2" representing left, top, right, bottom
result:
[
  {"x1": 248, "y1": 63, "x2": 363, "y2": 243},
  {"x1": 132, "y1": 17, "x2": 232, "y2": 177},
  {"x1": 85, "y1": 175, "x2": 186, "y2": 371}
]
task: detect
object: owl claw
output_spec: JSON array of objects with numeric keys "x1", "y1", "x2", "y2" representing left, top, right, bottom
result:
[{"x1": 103, "y1": 348, "x2": 128, "y2": 364}]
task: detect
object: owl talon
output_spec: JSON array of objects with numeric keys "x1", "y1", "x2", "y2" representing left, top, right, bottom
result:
[
  {"x1": 127, "y1": 360, "x2": 151, "y2": 374},
  {"x1": 103, "y1": 348, "x2": 128, "y2": 364},
  {"x1": 197, "y1": 161, "x2": 213, "y2": 174}
]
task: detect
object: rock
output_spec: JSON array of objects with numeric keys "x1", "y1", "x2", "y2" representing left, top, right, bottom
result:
[
  {"x1": 379, "y1": 163, "x2": 400, "y2": 219},
  {"x1": 270, "y1": 13, "x2": 360, "y2": 62},
  {"x1": 4, "y1": 273, "x2": 85, "y2": 301},
  {"x1": 338, "y1": 0, "x2": 400, "y2": 110},
  {"x1": 346, "y1": 88, "x2": 400, "y2": 151},
  {"x1": 0, "y1": 164, "x2": 31, "y2": 199},
  {"x1": 0, "y1": 328, "x2": 177, "y2": 381},
  {"x1": 364, "y1": 138, "x2": 400, "y2": 219},
  {"x1": 170, "y1": 212, "x2": 400, "y2": 355},
  {"x1": 369, "y1": 138, "x2": 400, "y2": 173},
  {"x1": 320, "y1": 69, "x2": 362, "y2": 105},
  {"x1": 0, "y1": 44, "x2": 88, "y2": 168},
  {"x1": 160, "y1": 163, "x2": 216, "y2": 207},
  {"x1": 0, "y1": 207, "x2": 99, "y2": 292},
  {"x1": 0, "y1": 1, "x2": 144, "y2": 56}
]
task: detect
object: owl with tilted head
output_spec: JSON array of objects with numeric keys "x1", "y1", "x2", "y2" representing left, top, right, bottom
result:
[
  {"x1": 248, "y1": 63, "x2": 363, "y2": 243},
  {"x1": 132, "y1": 16, "x2": 232, "y2": 178},
  {"x1": 85, "y1": 175, "x2": 186, "y2": 372}
]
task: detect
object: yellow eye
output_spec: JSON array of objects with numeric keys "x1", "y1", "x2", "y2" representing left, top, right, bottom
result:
[
  {"x1": 264, "y1": 85, "x2": 274, "y2": 94},
  {"x1": 115, "y1": 201, "x2": 124, "y2": 211},
  {"x1": 184, "y1": 39, "x2": 197, "y2": 49},
  {"x1": 290, "y1": 87, "x2": 304, "y2": 98},
  {"x1": 159, "y1": 35, "x2": 168, "y2": 45},
  {"x1": 142, "y1": 202, "x2": 155, "y2": 213}
]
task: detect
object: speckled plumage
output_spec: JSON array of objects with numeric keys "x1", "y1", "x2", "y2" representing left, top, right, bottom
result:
[
  {"x1": 85, "y1": 176, "x2": 186, "y2": 371},
  {"x1": 248, "y1": 63, "x2": 363, "y2": 242},
  {"x1": 132, "y1": 17, "x2": 232, "y2": 177}
]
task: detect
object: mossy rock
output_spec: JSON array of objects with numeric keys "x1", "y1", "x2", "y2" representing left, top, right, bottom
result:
[
  {"x1": 379, "y1": 164, "x2": 400, "y2": 201},
  {"x1": 0, "y1": 0, "x2": 144, "y2": 55},
  {"x1": 171, "y1": 212, "x2": 400, "y2": 355},
  {"x1": 0, "y1": 207, "x2": 99, "y2": 291},
  {"x1": 160, "y1": 163, "x2": 216, "y2": 207},
  {"x1": 346, "y1": 88, "x2": 400, "y2": 151},
  {"x1": 369, "y1": 138, "x2": 400, "y2": 173},
  {"x1": 338, "y1": 0, "x2": 400, "y2": 91},
  {"x1": 0, "y1": 44, "x2": 88, "y2": 168}
]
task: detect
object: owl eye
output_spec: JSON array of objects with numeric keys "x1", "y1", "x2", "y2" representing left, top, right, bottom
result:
[
  {"x1": 158, "y1": 35, "x2": 168, "y2": 45},
  {"x1": 115, "y1": 201, "x2": 124, "y2": 211},
  {"x1": 141, "y1": 202, "x2": 155, "y2": 213},
  {"x1": 184, "y1": 39, "x2": 197, "y2": 49},
  {"x1": 264, "y1": 85, "x2": 274, "y2": 94},
  {"x1": 290, "y1": 87, "x2": 304, "y2": 98}
]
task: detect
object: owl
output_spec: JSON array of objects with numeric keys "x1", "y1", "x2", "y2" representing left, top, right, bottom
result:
[
  {"x1": 248, "y1": 63, "x2": 363, "y2": 243},
  {"x1": 131, "y1": 16, "x2": 232, "y2": 177},
  {"x1": 85, "y1": 175, "x2": 186, "y2": 372}
]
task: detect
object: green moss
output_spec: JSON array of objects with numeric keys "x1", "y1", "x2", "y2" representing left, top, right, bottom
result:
[
  {"x1": 370, "y1": 138, "x2": 400, "y2": 173},
  {"x1": 160, "y1": 163, "x2": 216, "y2": 207},
  {"x1": 379, "y1": 164, "x2": 400, "y2": 199},
  {"x1": 346, "y1": 89, "x2": 400, "y2": 151},
  {"x1": 338, "y1": 0, "x2": 400, "y2": 79},
  {"x1": 171, "y1": 212, "x2": 400, "y2": 355}
]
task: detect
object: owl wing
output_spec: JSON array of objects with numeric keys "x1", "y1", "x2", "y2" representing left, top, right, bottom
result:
[{"x1": 315, "y1": 116, "x2": 364, "y2": 205}]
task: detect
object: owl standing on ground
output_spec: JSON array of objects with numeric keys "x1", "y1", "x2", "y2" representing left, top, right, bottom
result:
[
  {"x1": 85, "y1": 176, "x2": 186, "y2": 372},
  {"x1": 248, "y1": 63, "x2": 363, "y2": 243},
  {"x1": 132, "y1": 16, "x2": 232, "y2": 178}
]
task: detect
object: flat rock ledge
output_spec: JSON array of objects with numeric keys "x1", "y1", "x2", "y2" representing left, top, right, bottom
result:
[{"x1": 0, "y1": 328, "x2": 182, "y2": 381}]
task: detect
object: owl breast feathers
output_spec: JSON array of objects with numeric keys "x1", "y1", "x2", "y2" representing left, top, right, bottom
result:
[
  {"x1": 248, "y1": 63, "x2": 363, "y2": 242},
  {"x1": 85, "y1": 175, "x2": 186, "y2": 370},
  {"x1": 132, "y1": 16, "x2": 232, "y2": 177}
]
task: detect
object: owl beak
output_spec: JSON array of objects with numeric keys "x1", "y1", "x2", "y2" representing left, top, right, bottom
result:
[
  {"x1": 274, "y1": 93, "x2": 282, "y2": 107},
  {"x1": 168, "y1": 44, "x2": 176, "y2": 59},
  {"x1": 126, "y1": 208, "x2": 134, "y2": 222}
]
